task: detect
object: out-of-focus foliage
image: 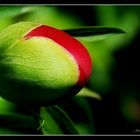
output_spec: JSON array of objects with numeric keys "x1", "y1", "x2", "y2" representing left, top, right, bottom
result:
[
  {"x1": 85, "y1": 6, "x2": 140, "y2": 94},
  {"x1": 0, "y1": 6, "x2": 84, "y2": 31},
  {"x1": 0, "y1": 100, "x2": 39, "y2": 134},
  {"x1": 0, "y1": 97, "x2": 16, "y2": 113},
  {"x1": 92, "y1": 6, "x2": 140, "y2": 131}
]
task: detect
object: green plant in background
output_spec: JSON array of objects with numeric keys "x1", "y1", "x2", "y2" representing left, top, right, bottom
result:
[
  {"x1": 0, "y1": 5, "x2": 139, "y2": 135},
  {"x1": 81, "y1": 6, "x2": 140, "y2": 94},
  {"x1": 92, "y1": 6, "x2": 140, "y2": 127}
]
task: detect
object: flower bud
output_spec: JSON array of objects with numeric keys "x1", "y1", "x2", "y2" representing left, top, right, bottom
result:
[{"x1": 0, "y1": 22, "x2": 92, "y2": 106}]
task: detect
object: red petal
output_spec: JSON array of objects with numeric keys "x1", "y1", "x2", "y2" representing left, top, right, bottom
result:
[{"x1": 25, "y1": 25, "x2": 92, "y2": 86}]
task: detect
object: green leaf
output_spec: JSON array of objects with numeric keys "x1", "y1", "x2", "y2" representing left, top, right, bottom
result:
[
  {"x1": 63, "y1": 26, "x2": 126, "y2": 42},
  {"x1": 40, "y1": 105, "x2": 79, "y2": 134},
  {"x1": 59, "y1": 96, "x2": 95, "y2": 134},
  {"x1": 71, "y1": 97, "x2": 95, "y2": 133},
  {"x1": 0, "y1": 97, "x2": 16, "y2": 113},
  {"x1": 0, "y1": 112, "x2": 38, "y2": 133},
  {"x1": 75, "y1": 122, "x2": 93, "y2": 134},
  {"x1": 76, "y1": 87, "x2": 102, "y2": 100}
]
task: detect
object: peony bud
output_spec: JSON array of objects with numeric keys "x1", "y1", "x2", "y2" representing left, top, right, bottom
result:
[{"x1": 0, "y1": 22, "x2": 92, "y2": 106}]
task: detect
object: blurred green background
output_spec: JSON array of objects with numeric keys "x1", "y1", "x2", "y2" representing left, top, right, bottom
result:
[{"x1": 0, "y1": 5, "x2": 140, "y2": 135}]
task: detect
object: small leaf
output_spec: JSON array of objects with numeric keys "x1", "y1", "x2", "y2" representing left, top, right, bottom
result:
[
  {"x1": 76, "y1": 87, "x2": 102, "y2": 100},
  {"x1": 63, "y1": 26, "x2": 126, "y2": 42},
  {"x1": 40, "y1": 105, "x2": 79, "y2": 134}
]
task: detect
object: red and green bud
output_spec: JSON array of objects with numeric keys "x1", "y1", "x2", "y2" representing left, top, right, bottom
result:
[{"x1": 0, "y1": 22, "x2": 92, "y2": 106}]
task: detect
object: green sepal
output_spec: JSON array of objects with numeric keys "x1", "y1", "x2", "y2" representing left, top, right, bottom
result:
[
  {"x1": 0, "y1": 37, "x2": 79, "y2": 105},
  {"x1": 76, "y1": 87, "x2": 102, "y2": 100}
]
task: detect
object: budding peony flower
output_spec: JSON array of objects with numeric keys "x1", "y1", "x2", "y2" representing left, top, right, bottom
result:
[{"x1": 0, "y1": 22, "x2": 92, "y2": 106}]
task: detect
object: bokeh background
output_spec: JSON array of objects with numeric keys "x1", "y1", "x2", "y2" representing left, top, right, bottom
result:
[{"x1": 0, "y1": 5, "x2": 140, "y2": 135}]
